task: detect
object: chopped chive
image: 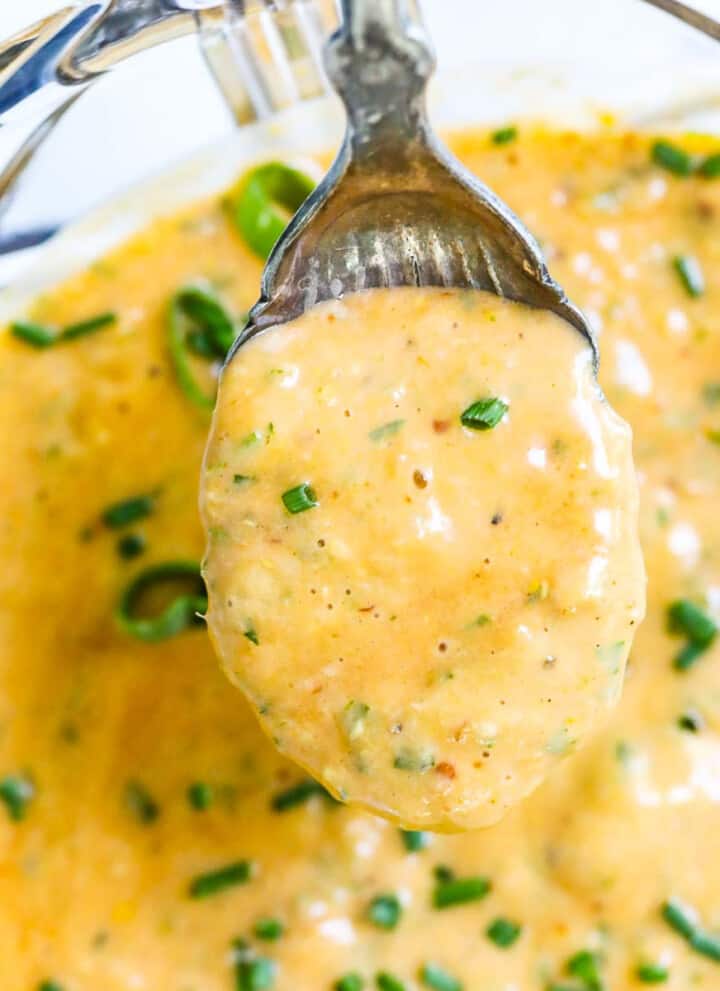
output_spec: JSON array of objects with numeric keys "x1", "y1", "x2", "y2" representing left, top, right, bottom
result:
[
  {"x1": 486, "y1": 917, "x2": 522, "y2": 948},
  {"x1": 187, "y1": 781, "x2": 213, "y2": 811},
  {"x1": 189, "y1": 860, "x2": 252, "y2": 898},
  {"x1": 420, "y1": 963, "x2": 462, "y2": 991},
  {"x1": 662, "y1": 898, "x2": 720, "y2": 961},
  {"x1": 234, "y1": 474, "x2": 255, "y2": 485},
  {"x1": 124, "y1": 780, "x2": 160, "y2": 824},
  {"x1": 233, "y1": 943, "x2": 277, "y2": 991},
  {"x1": 11, "y1": 312, "x2": 116, "y2": 348},
  {"x1": 10, "y1": 321, "x2": 57, "y2": 347},
  {"x1": 168, "y1": 287, "x2": 240, "y2": 410},
  {"x1": 367, "y1": 893, "x2": 402, "y2": 930},
  {"x1": 116, "y1": 561, "x2": 206, "y2": 642},
  {"x1": 400, "y1": 829, "x2": 431, "y2": 852},
  {"x1": 433, "y1": 875, "x2": 491, "y2": 909},
  {"x1": 636, "y1": 962, "x2": 669, "y2": 983},
  {"x1": 376, "y1": 973, "x2": 406, "y2": 991},
  {"x1": 270, "y1": 778, "x2": 333, "y2": 811},
  {"x1": 566, "y1": 949, "x2": 603, "y2": 989},
  {"x1": 699, "y1": 153, "x2": 720, "y2": 178},
  {"x1": 102, "y1": 494, "x2": 154, "y2": 529},
  {"x1": 61, "y1": 311, "x2": 116, "y2": 340},
  {"x1": 241, "y1": 430, "x2": 262, "y2": 448},
  {"x1": 491, "y1": 125, "x2": 518, "y2": 145},
  {"x1": 38, "y1": 983, "x2": 64, "y2": 991},
  {"x1": 335, "y1": 974, "x2": 364, "y2": 991},
  {"x1": 651, "y1": 140, "x2": 693, "y2": 176},
  {"x1": 369, "y1": 419, "x2": 405, "y2": 442},
  {"x1": 117, "y1": 532, "x2": 146, "y2": 560},
  {"x1": 667, "y1": 599, "x2": 717, "y2": 670},
  {"x1": 673, "y1": 255, "x2": 705, "y2": 298},
  {"x1": 434, "y1": 865, "x2": 455, "y2": 883},
  {"x1": 393, "y1": 747, "x2": 435, "y2": 772},
  {"x1": 254, "y1": 917, "x2": 284, "y2": 941},
  {"x1": 244, "y1": 626, "x2": 259, "y2": 646},
  {"x1": 460, "y1": 397, "x2": 508, "y2": 431},
  {"x1": 677, "y1": 709, "x2": 704, "y2": 732},
  {"x1": 282, "y1": 483, "x2": 318, "y2": 514},
  {"x1": 0, "y1": 774, "x2": 35, "y2": 821}
]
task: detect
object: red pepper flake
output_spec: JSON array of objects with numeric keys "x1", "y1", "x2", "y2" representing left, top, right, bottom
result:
[
  {"x1": 432, "y1": 419, "x2": 451, "y2": 434},
  {"x1": 436, "y1": 761, "x2": 456, "y2": 779}
]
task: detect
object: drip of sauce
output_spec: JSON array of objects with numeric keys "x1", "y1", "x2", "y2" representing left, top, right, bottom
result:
[{"x1": 202, "y1": 287, "x2": 645, "y2": 830}]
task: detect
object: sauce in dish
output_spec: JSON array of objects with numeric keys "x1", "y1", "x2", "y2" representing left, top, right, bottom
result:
[
  {"x1": 202, "y1": 287, "x2": 645, "y2": 830},
  {"x1": 1, "y1": 129, "x2": 720, "y2": 990}
]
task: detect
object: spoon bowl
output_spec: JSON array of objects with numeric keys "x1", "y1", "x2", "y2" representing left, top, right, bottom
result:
[{"x1": 228, "y1": 0, "x2": 597, "y2": 364}]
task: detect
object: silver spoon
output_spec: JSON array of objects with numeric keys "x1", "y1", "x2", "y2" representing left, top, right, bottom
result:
[{"x1": 228, "y1": 0, "x2": 596, "y2": 364}]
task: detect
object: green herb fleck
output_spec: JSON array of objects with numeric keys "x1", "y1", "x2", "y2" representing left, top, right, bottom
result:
[
  {"x1": 636, "y1": 962, "x2": 669, "y2": 983},
  {"x1": 335, "y1": 975, "x2": 364, "y2": 991},
  {"x1": 124, "y1": 780, "x2": 160, "y2": 824},
  {"x1": 102, "y1": 494, "x2": 154, "y2": 529},
  {"x1": 673, "y1": 255, "x2": 705, "y2": 298},
  {"x1": 678, "y1": 709, "x2": 703, "y2": 733},
  {"x1": 234, "y1": 474, "x2": 255, "y2": 485},
  {"x1": 271, "y1": 778, "x2": 333, "y2": 812},
  {"x1": 367, "y1": 893, "x2": 402, "y2": 930},
  {"x1": 662, "y1": 898, "x2": 720, "y2": 962},
  {"x1": 117, "y1": 533, "x2": 146, "y2": 560},
  {"x1": 244, "y1": 626, "x2": 259, "y2": 646},
  {"x1": 0, "y1": 774, "x2": 34, "y2": 821},
  {"x1": 667, "y1": 599, "x2": 717, "y2": 670},
  {"x1": 566, "y1": 949, "x2": 603, "y2": 990},
  {"x1": 11, "y1": 312, "x2": 116, "y2": 348},
  {"x1": 491, "y1": 126, "x2": 518, "y2": 145},
  {"x1": 38, "y1": 982, "x2": 64, "y2": 991},
  {"x1": 187, "y1": 781, "x2": 213, "y2": 811},
  {"x1": 376, "y1": 973, "x2": 406, "y2": 991},
  {"x1": 699, "y1": 153, "x2": 720, "y2": 178},
  {"x1": 401, "y1": 829, "x2": 431, "y2": 852},
  {"x1": 651, "y1": 140, "x2": 693, "y2": 177},
  {"x1": 189, "y1": 860, "x2": 252, "y2": 898},
  {"x1": 420, "y1": 962, "x2": 462, "y2": 991},
  {"x1": 393, "y1": 747, "x2": 435, "y2": 772},
  {"x1": 369, "y1": 419, "x2": 406, "y2": 443},
  {"x1": 486, "y1": 917, "x2": 522, "y2": 948},
  {"x1": 460, "y1": 397, "x2": 508, "y2": 431},
  {"x1": 282, "y1": 483, "x2": 318, "y2": 515},
  {"x1": 116, "y1": 561, "x2": 206, "y2": 642},
  {"x1": 233, "y1": 940, "x2": 276, "y2": 990},
  {"x1": 703, "y1": 382, "x2": 720, "y2": 405},
  {"x1": 433, "y1": 874, "x2": 491, "y2": 909},
  {"x1": 254, "y1": 917, "x2": 284, "y2": 941}
]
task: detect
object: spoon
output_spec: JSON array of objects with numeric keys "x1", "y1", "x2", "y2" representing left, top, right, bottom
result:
[{"x1": 227, "y1": 0, "x2": 597, "y2": 364}]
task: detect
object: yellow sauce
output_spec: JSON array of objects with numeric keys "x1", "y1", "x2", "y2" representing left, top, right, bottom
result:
[
  {"x1": 202, "y1": 288, "x2": 644, "y2": 830},
  {"x1": 2, "y1": 129, "x2": 720, "y2": 990}
]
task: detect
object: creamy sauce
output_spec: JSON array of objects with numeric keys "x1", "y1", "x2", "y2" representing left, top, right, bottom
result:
[
  {"x1": 202, "y1": 288, "x2": 644, "y2": 830},
  {"x1": 2, "y1": 129, "x2": 720, "y2": 989}
]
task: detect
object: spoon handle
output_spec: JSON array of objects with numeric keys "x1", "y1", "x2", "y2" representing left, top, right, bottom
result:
[{"x1": 638, "y1": 0, "x2": 720, "y2": 42}]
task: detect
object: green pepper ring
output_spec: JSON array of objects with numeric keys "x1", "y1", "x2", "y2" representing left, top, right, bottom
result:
[
  {"x1": 232, "y1": 162, "x2": 316, "y2": 260},
  {"x1": 167, "y1": 289, "x2": 240, "y2": 411},
  {"x1": 117, "y1": 561, "x2": 207, "y2": 642}
]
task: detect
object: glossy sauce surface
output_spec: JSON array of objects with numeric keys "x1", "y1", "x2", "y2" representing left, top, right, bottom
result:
[
  {"x1": 2, "y1": 130, "x2": 720, "y2": 990},
  {"x1": 202, "y1": 288, "x2": 644, "y2": 830}
]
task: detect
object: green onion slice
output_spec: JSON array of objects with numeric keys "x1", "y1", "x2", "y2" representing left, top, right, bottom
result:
[
  {"x1": 188, "y1": 860, "x2": 252, "y2": 898},
  {"x1": 662, "y1": 897, "x2": 720, "y2": 962},
  {"x1": 460, "y1": 397, "x2": 508, "y2": 431},
  {"x1": 102, "y1": 494, "x2": 154, "y2": 529},
  {"x1": 651, "y1": 140, "x2": 693, "y2": 177},
  {"x1": 491, "y1": 126, "x2": 518, "y2": 146},
  {"x1": 116, "y1": 561, "x2": 207, "y2": 642},
  {"x1": 168, "y1": 286, "x2": 241, "y2": 410},
  {"x1": 673, "y1": 255, "x2": 705, "y2": 298},
  {"x1": 230, "y1": 162, "x2": 315, "y2": 260},
  {"x1": 0, "y1": 774, "x2": 35, "y2": 821},
  {"x1": 420, "y1": 963, "x2": 462, "y2": 991},
  {"x1": 282, "y1": 483, "x2": 318, "y2": 514},
  {"x1": 433, "y1": 874, "x2": 491, "y2": 908}
]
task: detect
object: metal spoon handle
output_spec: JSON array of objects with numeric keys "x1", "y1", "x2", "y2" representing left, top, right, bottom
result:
[
  {"x1": 638, "y1": 0, "x2": 720, "y2": 42},
  {"x1": 325, "y1": 0, "x2": 434, "y2": 160}
]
